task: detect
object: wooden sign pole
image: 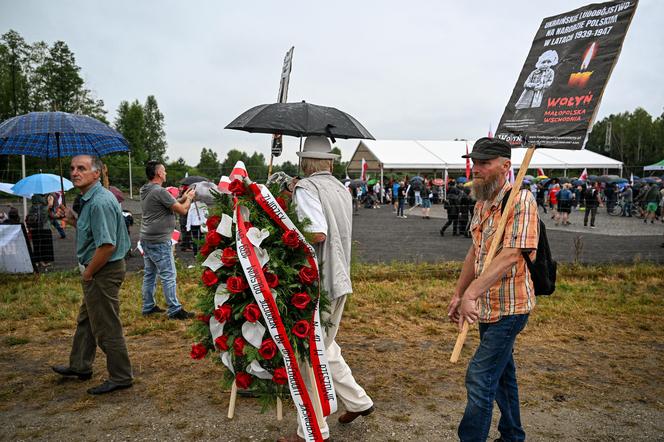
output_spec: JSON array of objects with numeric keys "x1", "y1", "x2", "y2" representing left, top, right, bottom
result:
[
  {"x1": 450, "y1": 146, "x2": 536, "y2": 363},
  {"x1": 227, "y1": 382, "x2": 238, "y2": 418}
]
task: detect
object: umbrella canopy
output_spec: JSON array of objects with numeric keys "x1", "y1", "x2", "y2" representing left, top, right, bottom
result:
[
  {"x1": 166, "y1": 186, "x2": 180, "y2": 198},
  {"x1": 432, "y1": 178, "x2": 444, "y2": 186},
  {"x1": 11, "y1": 173, "x2": 73, "y2": 197},
  {"x1": 524, "y1": 175, "x2": 535, "y2": 181},
  {"x1": 535, "y1": 175, "x2": 548, "y2": 181},
  {"x1": 0, "y1": 111, "x2": 129, "y2": 158},
  {"x1": 571, "y1": 179, "x2": 585, "y2": 186},
  {"x1": 225, "y1": 101, "x2": 374, "y2": 141},
  {"x1": 348, "y1": 179, "x2": 364, "y2": 189},
  {"x1": 557, "y1": 176, "x2": 571, "y2": 184},
  {"x1": 109, "y1": 186, "x2": 125, "y2": 203},
  {"x1": 0, "y1": 182, "x2": 20, "y2": 196},
  {"x1": 366, "y1": 178, "x2": 377, "y2": 185},
  {"x1": 587, "y1": 175, "x2": 599, "y2": 182},
  {"x1": 455, "y1": 176, "x2": 468, "y2": 183},
  {"x1": 180, "y1": 175, "x2": 209, "y2": 186}
]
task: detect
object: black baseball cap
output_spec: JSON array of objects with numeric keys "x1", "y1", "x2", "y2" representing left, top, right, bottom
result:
[{"x1": 462, "y1": 137, "x2": 512, "y2": 160}]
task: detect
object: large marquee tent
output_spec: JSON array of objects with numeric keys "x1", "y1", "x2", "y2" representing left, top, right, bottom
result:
[
  {"x1": 347, "y1": 140, "x2": 624, "y2": 179},
  {"x1": 643, "y1": 159, "x2": 664, "y2": 171}
]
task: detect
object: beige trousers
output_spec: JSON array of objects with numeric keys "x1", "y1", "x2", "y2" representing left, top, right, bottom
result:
[{"x1": 297, "y1": 295, "x2": 373, "y2": 439}]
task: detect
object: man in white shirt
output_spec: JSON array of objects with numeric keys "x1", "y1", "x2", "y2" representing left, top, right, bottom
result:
[{"x1": 278, "y1": 136, "x2": 374, "y2": 442}]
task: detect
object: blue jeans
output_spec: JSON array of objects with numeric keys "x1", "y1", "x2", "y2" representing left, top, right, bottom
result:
[
  {"x1": 459, "y1": 314, "x2": 529, "y2": 442},
  {"x1": 141, "y1": 241, "x2": 182, "y2": 316},
  {"x1": 397, "y1": 199, "x2": 405, "y2": 216}
]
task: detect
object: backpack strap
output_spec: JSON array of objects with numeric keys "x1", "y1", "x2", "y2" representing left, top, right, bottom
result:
[{"x1": 499, "y1": 188, "x2": 531, "y2": 261}]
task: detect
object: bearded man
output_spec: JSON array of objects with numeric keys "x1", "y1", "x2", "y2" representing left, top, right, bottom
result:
[{"x1": 447, "y1": 138, "x2": 539, "y2": 442}]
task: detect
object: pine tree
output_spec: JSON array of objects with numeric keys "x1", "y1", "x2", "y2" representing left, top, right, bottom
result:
[{"x1": 143, "y1": 95, "x2": 167, "y2": 162}]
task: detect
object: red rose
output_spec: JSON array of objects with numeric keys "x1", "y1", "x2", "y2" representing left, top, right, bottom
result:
[
  {"x1": 206, "y1": 231, "x2": 222, "y2": 248},
  {"x1": 213, "y1": 304, "x2": 232, "y2": 323},
  {"x1": 276, "y1": 197, "x2": 287, "y2": 211},
  {"x1": 221, "y1": 247, "x2": 238, "y2": 267},
  {"x1": 202, "y1": 269, "x2": 219, "y2": 287},
  {"x1": 292, "y1": 320, "x2": 310, "y2": 338},
  {"x1": 235, "y1": 372, "x2": 253, "y2": 389},
  {"x1": 291, "y1": 292, "x2": 311, "y2": 310},
  {"x1": 214, "y1": 335, "x2": 230, "y2": 351},
  {"x1": 199, "y1": 243, "x2": 213, "y2": 257},
  {"x1": 298, "y1": 266, "x2": 318, "y2": 285},
  {"x1": 282, "y1": 230, "x2": 300, "y2": 248},
  {"x1": 197, "y1": 314, "x2": 211, "y2": 324},
  {"x1": 206, "y1": 215, "x2": 221, "y2": 231},
  {"x1": 229, "y1": 179, "x2": 246, "y2": 196},
  {"x1": 258, "y1": 339, "x2": 277, "y2": 360},
  {"x1": 190, "y1": 343, "x2": 208, "y2": 360},
  {"x1": 243, "y1": 303, "x2": 262, "y2": 323},
  {"x1": 264, "y1": 272, "x2": 279, "y2": 288},
  {"x1": 233, "y1": 337, "x2": 246, "y2": 356},
  {"x1": 227, "y1": 276, "x2": 248, "y2": 294},
  {"x1": 272, "y1": 367, "x2": 288, "y2": 385}
]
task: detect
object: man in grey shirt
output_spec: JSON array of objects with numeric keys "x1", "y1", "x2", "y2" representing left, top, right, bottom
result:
[{"x1": 140, "y1": 161, "x2": 195, "y2": 319}]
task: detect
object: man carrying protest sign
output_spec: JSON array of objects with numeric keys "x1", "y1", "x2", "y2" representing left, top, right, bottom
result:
[{"x1": 447, "y1": 138, "x2": 539, "y2": 441}]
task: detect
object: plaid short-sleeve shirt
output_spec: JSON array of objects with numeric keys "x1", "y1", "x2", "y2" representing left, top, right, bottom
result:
[{"x1": 470, "y1": 181, "x2": 539, "y2": 323}]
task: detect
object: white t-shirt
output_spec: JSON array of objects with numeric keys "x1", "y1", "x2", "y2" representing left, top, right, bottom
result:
[{"x1": 293, "y1": 188, "x2": 328, "y2": 234}]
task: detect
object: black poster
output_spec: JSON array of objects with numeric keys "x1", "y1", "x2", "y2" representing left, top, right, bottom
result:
[{"x1": 496, "y1": 0, "x2": 638, "y2": 149}]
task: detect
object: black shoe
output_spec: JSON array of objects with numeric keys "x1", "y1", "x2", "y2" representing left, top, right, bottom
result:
[
  {"x1": 142, "y1": 305, "x2": 165, "y2": 316},
  {"x1": 440, "y1": 229, "x2": 445, "y2": 237},
  {"x1": 169, "y1": 309, "x2": 195, "y2": 320},
  {"x1": 51, "y1": 365, "x2": 92, "y2": 380},
  {"x1": 87, "y1": 380, "x2": 132, "y2": 395}
]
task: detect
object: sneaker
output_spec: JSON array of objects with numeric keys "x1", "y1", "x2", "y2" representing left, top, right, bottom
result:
[
  {"x1": 590, "y1": 225, "x2": 596, "y2": 229},
  {"x1": 169, "y1": 309, "x2": 195, "y2": 320},
  {"x1": 142, "y1": 305, "x2": 165, "y2": 316}
]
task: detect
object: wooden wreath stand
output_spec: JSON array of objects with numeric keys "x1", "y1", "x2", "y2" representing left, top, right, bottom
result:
[
  {"x1": 227, "y1": 365, "x2": 325, "y2": 427},
  {"x1": 450, "y1": 146, "x2": 536, "y2": 363}
]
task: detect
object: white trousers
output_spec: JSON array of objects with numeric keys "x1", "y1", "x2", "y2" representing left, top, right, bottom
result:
[{"x1": 297, "y1": 295, "x2": 373, "y2": 439}]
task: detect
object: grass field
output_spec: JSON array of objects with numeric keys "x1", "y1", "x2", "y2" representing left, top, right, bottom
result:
[{"x1": 1, "y1": 262, "x2": 663, "y2": 441}]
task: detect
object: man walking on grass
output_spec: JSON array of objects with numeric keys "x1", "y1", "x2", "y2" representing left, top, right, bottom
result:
[
  {"x1": 278, "y1": 136, "x2": 374, "y2": 442},
  {"x1": 53, "y1": 155, "x2": 133, "y2": 395},
  {"x1": 447, "y1": 138, "x2": 539, "y2": 442},
  {"x1": 139, "y1": 160, "x2": 196, "y2": 319}
]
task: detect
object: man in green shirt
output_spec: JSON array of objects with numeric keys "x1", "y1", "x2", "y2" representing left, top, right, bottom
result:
[{"x1": 52, "y1": 155, "x2": 133, "y2": 395}]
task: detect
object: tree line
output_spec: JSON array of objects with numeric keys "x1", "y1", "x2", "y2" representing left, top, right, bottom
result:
[
  {"x1": 585, "y1": 107, "x2": 664, "y2": 175},
  {"x1": 0, "y1": 30, "x2": 352, "y2": 192}
]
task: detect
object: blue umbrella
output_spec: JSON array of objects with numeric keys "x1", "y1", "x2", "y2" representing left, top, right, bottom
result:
[
  {"x1": 11, "y1": 173, "x2": 74, "y2": 197},
  {"x1": 0, "y1": 111, "x2": 129, "y2": 203},
  {"x1": 456, "y1": 176, "x2": 468, "y2": 183}
]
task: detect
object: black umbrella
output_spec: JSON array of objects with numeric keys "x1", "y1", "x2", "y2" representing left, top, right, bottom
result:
[
  {"x1": 180, "y1": 175, "x2": 209, "y2": 186},
  {"x1": 225, "y1": 101, "x2": 374, "y2": 142},
  {"x1": 348, "y1": 179, "x2": 364, "y2": 189}
]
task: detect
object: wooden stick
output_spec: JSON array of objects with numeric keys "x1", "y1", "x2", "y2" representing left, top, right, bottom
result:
[
  {"x1": 276, "y1": 397, "x2": 283, "y2": 421},
  {"x1": 227, "y1": 381, "x2": 238, "y2": 419},
  {"x1": 307, "y1": 365, "x2": 324, "y2": 427},
  {"x1": 450, "y1": 146, "x2": 536, "y2": 363}
]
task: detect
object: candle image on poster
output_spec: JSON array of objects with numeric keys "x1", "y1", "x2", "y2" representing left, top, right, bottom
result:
[{"x1": 496, "y1": 0, "x2": 638, "y2": 149}]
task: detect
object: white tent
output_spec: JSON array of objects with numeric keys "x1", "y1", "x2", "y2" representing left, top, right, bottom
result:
[{"x1": 347, "y1": 140, "x2": 623, "y2": 176}]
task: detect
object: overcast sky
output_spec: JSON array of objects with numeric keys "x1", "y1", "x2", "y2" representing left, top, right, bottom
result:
[{"x1": 2, "y1": 0, "x2": 662, "y2": 167}]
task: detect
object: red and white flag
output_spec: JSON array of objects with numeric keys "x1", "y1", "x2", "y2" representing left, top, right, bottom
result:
[
  {"x1": 218, "y1": 176, "x2": 231, "y2": 194},
  {"x1": 488, "y1": 124, "x2": 493, "y2": 138},
  {"x1": 630, "y1": 173, "x2": 634, "y2": 185},
  {"x1": 230, "y1": 161, "x2": 248, "y2": 180},
  {"x1": 444, "y1": 169, "x2": 449, "y2": 191},
  {"x1": 537, "y1": 168, "x2": 545, "y2": 176},
  {"x1": 579, "y1": 168, "x2": 588, "y2": 181},
  {"x1": 465, "y1": 142, "x2": 471, "y2": 180},
  {"x1": 360, "y1": 158, "x2": 367, "y2": 181}
]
